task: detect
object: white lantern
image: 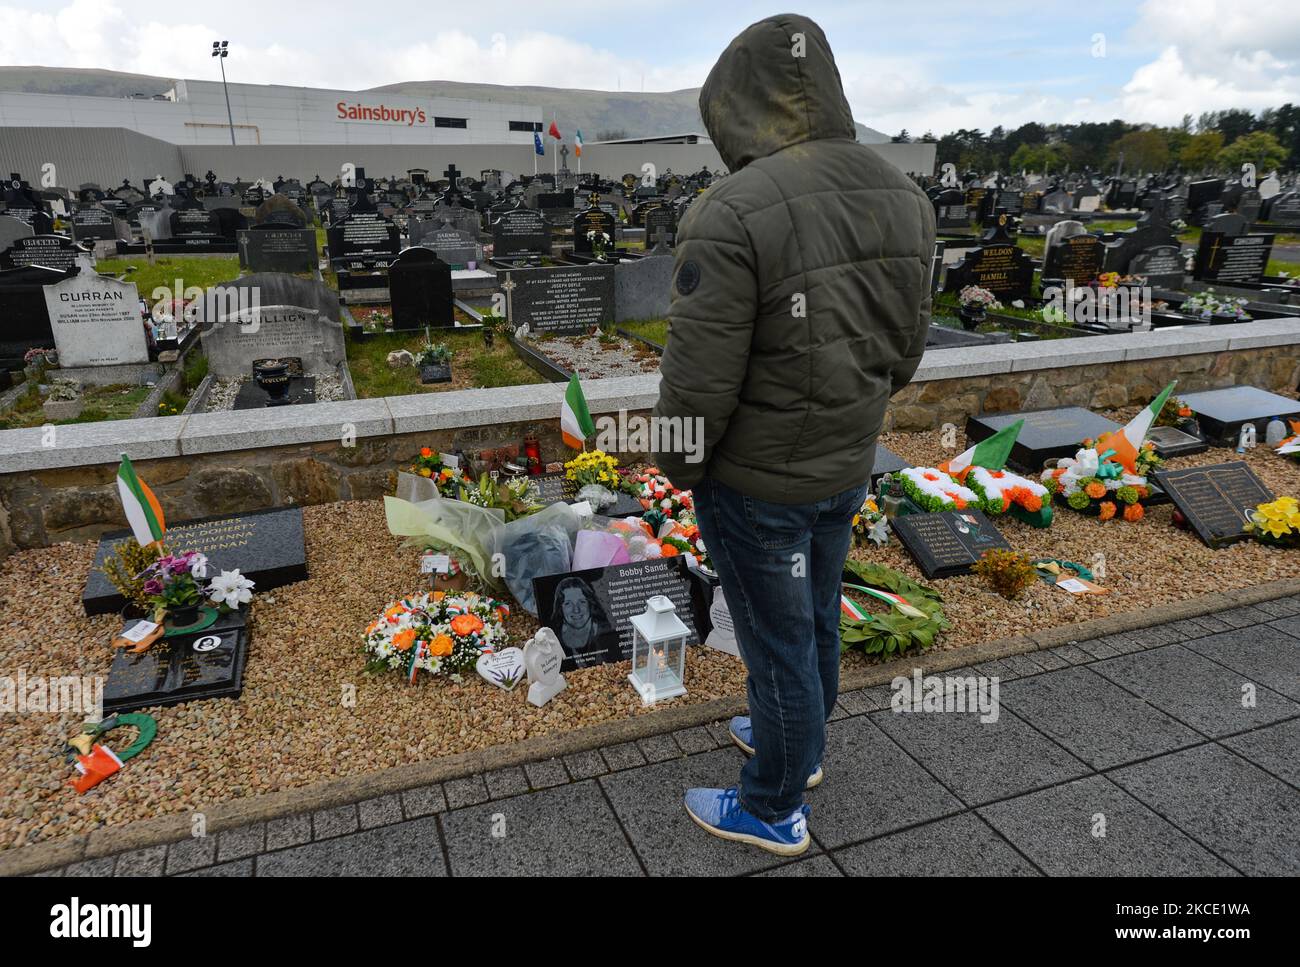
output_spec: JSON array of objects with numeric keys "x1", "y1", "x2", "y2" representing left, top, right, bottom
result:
[{"x1": 628, "y1": 595, "x2": 688, "y2": 705}]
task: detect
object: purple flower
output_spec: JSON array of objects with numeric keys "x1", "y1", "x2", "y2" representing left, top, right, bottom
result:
[{"x1": 142, "y1": 579, "x2": 163, "y2": 596}]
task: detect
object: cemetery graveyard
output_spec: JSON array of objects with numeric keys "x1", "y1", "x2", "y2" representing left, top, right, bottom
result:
[{"x1": 2, "y1": 133, "x2": 1300, "y2": 862}]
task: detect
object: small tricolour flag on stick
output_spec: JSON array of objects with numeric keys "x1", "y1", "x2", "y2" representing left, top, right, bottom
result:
[
  {"x1": 116, "y1": 453, "x2": 166, "y2": 548},
  {"x1": 561, "y1": 373, "x2": 595, "y2": 450},
  {"x1": 1105, "y1": 380, "x2": 1176, "y2": 474},
  {"x1": 944, "y1": 419, "x2": 1024, "y2": 475}
]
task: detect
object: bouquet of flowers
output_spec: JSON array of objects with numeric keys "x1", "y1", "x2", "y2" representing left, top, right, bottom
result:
[
  {"x1": 958, "y1": 285, "x2": 1001, "y2": 312},
  {"x1": 1244, "y1": 497, "x2": 1300, "y2": 548},
  {"x1": 414, "y1": 341, "x2": 452, "y2": 367},
  {"x1": 963, "y1": 466, "x2": 1048, "y2": 515},
  {"x1": 587, "y1": 230, "x2": 611, "y2": 260},
  {"x1": 464, "y1": 472, "x2": 542, "y2": 521},
  {"x1": 141, "y1": 550, "x2": 209, "y2": 616},
  {"x1": 852, "y1": 496, "x2": 890, "y2": 546},
  {"x1": 1178, "y1": 289, "x2": 1252, "y2": 322},
  {"x1": 363, "y1": 591, "x2": 511, "y2": 681},
  {"x1": 633, "y1": 469, "x2": 694, "y2": 518},
  {"x1": 408, "y1": 447, "x2": 472, "y2": 498},
  {"x1": 564, "y1": 449, "x2": 620, "y2": 489}
]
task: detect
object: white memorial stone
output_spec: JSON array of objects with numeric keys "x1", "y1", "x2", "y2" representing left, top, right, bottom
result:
[
  {"x1": 523, "y1": 627, "x2": 567, "y2": 706},
  {"x1": 476, "y1": 647, "x2": 526, "y2": 691},
  {"x1": 42, "y1": 273, "x2": 148, "y2": 367}
]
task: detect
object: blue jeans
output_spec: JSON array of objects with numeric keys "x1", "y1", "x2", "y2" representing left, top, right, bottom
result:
[{"x1": 692, "y1": 476, "x2": 869, "y2": 822}]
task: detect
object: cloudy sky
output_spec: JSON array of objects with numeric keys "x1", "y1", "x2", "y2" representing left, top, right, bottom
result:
[{"x1": 1, "y1": 0, "x2": 1296, "y2": 135}]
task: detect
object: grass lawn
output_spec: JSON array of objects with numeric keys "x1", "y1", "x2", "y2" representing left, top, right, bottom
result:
[
  {"x1": 0, "y1": 382, "x2": 153, "y2": 430},
  {"x1": 346, "y1": 328, "x2": 543, "y2": 398},
  {"x1": 619, "y1": 318, "x2": 669, "y2": 347},
  {"x1": 96, "y1": 255, "x2": 241, "y2": 298}
]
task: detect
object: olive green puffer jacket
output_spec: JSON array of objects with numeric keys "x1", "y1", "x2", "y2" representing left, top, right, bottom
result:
[{"x1": 652, "y1": 13, "x2": 934, "y2": 503}]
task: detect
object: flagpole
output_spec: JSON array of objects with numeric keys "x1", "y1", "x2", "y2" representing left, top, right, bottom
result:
[{"x1": 552, "y1": 114, "x2": 557, "y2": 178}]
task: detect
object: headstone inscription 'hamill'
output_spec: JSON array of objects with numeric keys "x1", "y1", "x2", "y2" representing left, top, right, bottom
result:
[
  {"x1": 943, "y1": 222, "x2": 1034, "y2": 301},
  {"x1": 1153, "y1": 462, "x2": 1274, "y2": 548},
  {"x1": 83, "y1": 507, "x2": 308, "y2": 615},
  {"x1": 499, "y1": 264, "x2": 614, "y2": 335},
  {"x1": 42, "y1": 273, "x2": 148, "y2": 367},
  {"x1": 891, "y1": 510, "x2": 1012, "y2": 578},
  {"x1": 966, "y1": 407, "x2": 1121, "y2": 472}
]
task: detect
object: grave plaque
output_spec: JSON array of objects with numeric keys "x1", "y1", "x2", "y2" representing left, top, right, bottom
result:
[
  {"x1": 532, "y1": 556, "x2": 710, "y2": 672},
  {"x1": 1178, "y1": 386, "x2": 1300, "y2": 446},
  {"x1": 83, "y1": 507, "x2": 308, "y2": 615},
  {"x1": 1193, "y1": 231, "x2": 1275, "y2": 284},
  {"x1": 43, "y1": 273, "x2": 148, "y2": 367},
  {"x1": 237, "y1": 227, "x2": 317, "y2": 273},
  {"x1": 499, "y1": 264, "x2": 614, "y2": 334},
  {"x1": 891, "y1": 510, "x2": 1012, "y2": 578},
  {"x1": 1153, "y1": 462, "x2": 1274, "y2": 548},
  {"x1": 102, "y1": 607, "x2": 250, "y2": 713},
  {"x1": 966, "y1": 407, "x2": 1121, "y2": 471},
  {"x1": 492, "y1": 208, "x2": 549, "y2": 258},
  {"x1": 1145, "y1": 424, "x2": 1208, "y2": 458}
]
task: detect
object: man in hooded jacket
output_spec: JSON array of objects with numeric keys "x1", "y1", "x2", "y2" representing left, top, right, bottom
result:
[{"x1": 653, "y1": 13, "x2": 934, "y2": 854}]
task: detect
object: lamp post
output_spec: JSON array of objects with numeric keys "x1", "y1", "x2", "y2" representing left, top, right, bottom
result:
[{"x1": 212, "y1": 40, "x2": 236, "y2": 146}]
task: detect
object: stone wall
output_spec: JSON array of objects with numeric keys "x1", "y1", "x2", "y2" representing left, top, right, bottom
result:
[{"x1": 2, "y1": 320, "x2": 1298, "y2": 560}]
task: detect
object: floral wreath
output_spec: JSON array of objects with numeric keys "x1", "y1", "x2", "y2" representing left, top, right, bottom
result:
[
  {"x1": 363, "y1": 591, "x2": 510, "y2": 682},
  {"x1": 633, "y1": 469, "x2": 694, "y2": 519},
  {"x1": 839, "y1": 561, "x2": 948, "y2": 657},
  {"x1": 1040, "y1": 434, "x2": 1160, "y2": 523}
]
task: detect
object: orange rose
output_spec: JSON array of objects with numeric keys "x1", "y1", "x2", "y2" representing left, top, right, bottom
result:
[
  {"x1": 450, "y1": 613, "x2": 484, "y2": 636},
  {"x1": 660, "y1": 544, "x2": 679, "y2": 557},
  {"x1": 1085, "y1": 482, "x2": 1107, "y2": 499},
  {"x1": 429, "y1": 634, "x2": 454, "y2": 657},
  {"x1": 1123, "y1": 503, "x2": 1144, "y2": 523},
  {"x1": 421, "y1": 447, "x2": 432, "y2": 458},
  {"x1": 393, "y1": 628, "x2": 417, "y2": 652},
  {"x1": 1098, "y1": 501, "x2": 1117, "y2": 521}
]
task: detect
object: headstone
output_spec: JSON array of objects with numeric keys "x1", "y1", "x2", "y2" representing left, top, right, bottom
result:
[
  {"x1": 42, "y1": 273, "x2": 148, "y2": 367},
  {"x1": 196, "y1": 274, "x2": 346, "y2": 376},
  {"x1": 0, "y1": 263, "x2": 72, "y2": 364},
  {"x1": 1193, "y1": 230, "x2": 1275, "y2": 285},
  {"x1": 573, "y1": 204, "x2": 617, "y2": 255},
  {"x1": 69, "y1": 205, "x2": 118, "y2": 242},
  {"x1": 388, "y1": 248, "x2": 454, "y2": 329},
  {"x1": 523, "y1": 627, "x2": 567, "y2": 706},
  {"x1": 0, "y1": 215, "x2": 33, "y2": 251},
  {"x1": 891, "y1": 510, "x2": 1013, "y2": 578},
  {"x1": 492, "y1": 208, "x2": 549, "y2": 259},
  {"x1": 409, "y1": 223, "x2": 478, "y2": 266},
  {"x1": 932, "y1": 188, "x2": 970, "y2": 230},
  {"x1": 102, "y1": 607, "x2": 250, "y2": 713},
  {"x1": 327, "y1": 210, "x2": 400, "y2": 270},
  {"x1": 614, "y1": 255, "x2": 673, "y2": 322},
  {"x1": 1042, "y1": 233, "x2": 1104, "y2": 284},
  {"x1": 1145, "y1": 424, "x2": 1208, "y2": 458},
  {"x1": 1102, "y1": 210, "x2": 1184, "y2": 287},
  {"x1": 1178, "y1": 386, "x2": 1300, "y2": 446},
  {"x1": 532, "y1": 556, "x2": 709, "y2": 672},
  {"x1": 642, "y1": 206, "x2": 677, "y2": 246},
  {"x1": 238, "y1": 225, "x2": 317, "y2": 273},
  {"x1": 966, "y1": 407, "x2": 1121, "y2": 472},
  {"x1": 943, "y1": 220, "x2": 1035, "y2": 301},
  {"x1": 83, "y1": 506, "x2": 308, "y2": 615},
  {"x1": 1153, "y1": 462, "x2": 1275, "y2": 548},
  {"x1": 0, "y1": 234, "x2": 86, "y2": 272},
  {"x1": 1264, "y1": 190, "x2": 1300, "y2": 228},
  {"x1": 871, "y1": 444, "x2": 908, "y2": 486},
  {"x1": 498, "y1": 264, "x2": 615, "y2": 334}
]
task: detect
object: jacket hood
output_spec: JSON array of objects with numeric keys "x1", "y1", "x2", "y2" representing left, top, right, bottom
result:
[{"x1": 699, "y1": 14, "x2": 857, "y2": 172}]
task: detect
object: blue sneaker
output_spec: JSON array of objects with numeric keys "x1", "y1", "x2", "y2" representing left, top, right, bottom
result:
[
  {"x1": 728, "y1": 716, "x2": 824, "y2": 788},
  {"x1": 683, "y1": 787, "x2": 811, "y2": 856}
]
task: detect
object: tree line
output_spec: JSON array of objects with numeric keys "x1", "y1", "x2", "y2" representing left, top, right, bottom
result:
[{"x1": 892, "y1": 106, "x2": 1299, "y2": 177}]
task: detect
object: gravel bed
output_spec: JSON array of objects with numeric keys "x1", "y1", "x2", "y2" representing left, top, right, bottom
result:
[
  {"x1": 203, "y1": 373, "x2": 346, "y2": 411},
  {"x1": 528, "y1": 334, "x2": 659, "y2": 378},
  {"x1": 0, "y1": 413, "x2": 1297, "y2": 851}
]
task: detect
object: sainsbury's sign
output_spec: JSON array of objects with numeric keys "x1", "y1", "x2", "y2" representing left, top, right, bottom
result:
[{"x1": 336, "y1": 101, "x2": 426, "y2": 126}]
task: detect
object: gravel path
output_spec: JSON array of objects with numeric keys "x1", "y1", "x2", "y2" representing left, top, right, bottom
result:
[
  {"x1": 0, "y1": 415, "x2": 1297, "y2": 851},
  {"x1": 529, "y1": 333, "x2": 659, "y2": 378}
]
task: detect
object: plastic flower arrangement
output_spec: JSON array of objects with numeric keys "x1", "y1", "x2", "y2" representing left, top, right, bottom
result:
[
  {"x1": 140, "y1": 550, "x2": 208, "y2": 615},
  {"x1": 208, "y1": 569, "x2": 256, "y2": 610},
  {"x1": 564, "y1": 449, "x2": 620, "y2": 488},
  {"x1": 898, "y1": 467, "x2": 980, "y2": 512},
  {"x1": 414, "y1": 341, "x2": 452, "y2": 367},
  {"x1": 363, "y1": 591, "x2": 511, "y2": 681},
  {"x1": 1178, "y1": 289, "x2": 1252, "y2": 321},
  {"x1": 1040, "y1": 442, "x2": 1154, "y2": 522},
  {"x1": 586, "y1": 230, "x2": 611, "y2": 260},
  {"x1": 408, "y1": 447, "x2": 472, "y2": 497},
  {"x1": 633, "y1": 468, "x2": 694, "y2": 518},
  {"x1": 1244, "y1": 497, "x2": 1300, "y2": 548},
  {"x1": 958, "y1": 285, "x2": 1001, "y2": 311},
  {"x1": 852, "y1": 496, "x2": 890, "y2": 546}
]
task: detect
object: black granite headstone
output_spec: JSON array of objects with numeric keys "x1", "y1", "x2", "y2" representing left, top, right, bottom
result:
[
  {"x1": 942, "y1": 220, "x2": 1034, "y2": 301},
  {"x1": 389, "y1": 247, "x2": 453, "y2": 329},
  {"x1": 532, "y1": 556, "x2": 710, "y2": 672},
  {"x1": 102, "y1": 606, "x2": 250, "y2": 713},
  {"x1": 1153, "y1": 461, "x2": 1274, "y2": 548},
  {"x1": 1178, "y1": 386, "x2": 1300, "y2": 446},
  {"x1": 966, "y1": 407, "x2": 1121, "y2": 472},
  {"x1": 1193, "y1": 230, "x2": 1275, "y2": 284},
  {"x1": 871, "y1": 444, "x2": 908, "y2": 486},
  {"x1": 492, "y1": 208, "x2": 549, "y2": 259},
  {"x1": 238, "y1": 226, "x2": 317, "y2": 273},
  {"x1": 891, "y1": 509, "x2": 1013, "y2": 578},
  {"x1": 82, "y1": 507, "x2": 308, "y2": 615},
  {"x1": 1042, "y1": 233, "x2": 1104, "y2": 284}
]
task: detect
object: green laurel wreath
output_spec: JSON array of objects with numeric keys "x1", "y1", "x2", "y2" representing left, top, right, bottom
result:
[{"x1": 839, "y1": 561, "x2": 949, "y2": 657}]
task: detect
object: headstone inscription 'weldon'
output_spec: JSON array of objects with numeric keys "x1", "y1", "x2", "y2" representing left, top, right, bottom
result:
[
  {"x1": 83, "y1": 506, "x2": 308, "y2": 615},
  {"x1": 42, "y1": 273, "x2": 148, "y2": 367},
  {"x1": 891, "y1": 510, "x2": 1012, "y2": 578},
  {"x1": 1153, "y1": 462, "x2": 1274, "y2": 548}
]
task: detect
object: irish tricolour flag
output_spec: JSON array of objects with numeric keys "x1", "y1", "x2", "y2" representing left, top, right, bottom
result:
[
  {"x1": 561, "y1": 373, "x2": 595, "y2": 450},
  {"x1": 944, "y1": 419, "x2": 1024, "y2": 475},
  {"x1": 574, "y1": 130, "x2": 584, "y2": 157},
  {"x1": 1103, "y1": 380, "x2": 1176, "y2": 474},
  {"x1": 116, "y1": 453, "x2": 165, "y2": 548}
]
